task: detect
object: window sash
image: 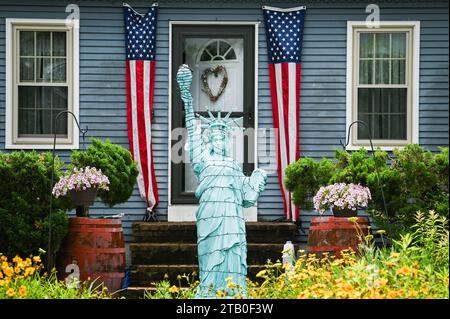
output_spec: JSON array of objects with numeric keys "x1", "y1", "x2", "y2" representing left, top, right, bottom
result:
[
  {"x1": 353, "y1": 27, "x2": 414, "y2": 146},
  {"x1": 12, "y1": 23, "x2": 73, "y2": 145}
]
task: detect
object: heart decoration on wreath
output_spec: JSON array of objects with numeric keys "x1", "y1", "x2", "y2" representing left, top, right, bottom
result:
[{"x1": 201, "y1": 65, "x2": 228, "y2": 102}]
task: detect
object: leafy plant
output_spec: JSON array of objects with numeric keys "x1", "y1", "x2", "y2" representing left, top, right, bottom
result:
[
  {"x1": 285, "y1": 144, "x2": 449, "y2": 238},
  {"x1": 284, "y1": 157, "x2": 335, "y2": 209},
  {"x1": 0, "y1": 151, "x2": 70, "y2": 261},
  {"x1": 71, "y1": 138, "x2": 139, "y2": 207},
  {"x1": 0, "y1": 253, "x2": 113, "y2": 299}
]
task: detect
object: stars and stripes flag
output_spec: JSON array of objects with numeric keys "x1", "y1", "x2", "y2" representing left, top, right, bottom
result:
[
  {"x1": 263, "y1": 5, "x2": 306, "y2": 222},
  {"x1": 123, "y1": 3, "x2": 159, "y2": 211}
]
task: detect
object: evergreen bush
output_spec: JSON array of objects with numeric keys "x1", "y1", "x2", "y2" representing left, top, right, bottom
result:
[
  {"x1": 70, "y1": 138, "x2": 139, "y2": 207},
  {"x1": 0, "y1": 151, "x2": 70, "y2": 260}
]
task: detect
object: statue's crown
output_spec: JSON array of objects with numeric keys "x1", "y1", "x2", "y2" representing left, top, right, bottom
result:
[{"x1": 197, "y1": 110, "x2": 242, "y2": 135}]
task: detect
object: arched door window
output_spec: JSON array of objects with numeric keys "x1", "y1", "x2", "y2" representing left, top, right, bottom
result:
[{"x1": 199, "y1": 39, "x2": 237, "y2": 62}]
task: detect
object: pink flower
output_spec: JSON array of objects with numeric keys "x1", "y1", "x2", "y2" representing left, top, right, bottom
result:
[
  {"x1": 313, "y1": 183, "x2": 371, "y2": 214},
  {"x1": 52, "y1": 166, "x2": 110, "y2": 198}
]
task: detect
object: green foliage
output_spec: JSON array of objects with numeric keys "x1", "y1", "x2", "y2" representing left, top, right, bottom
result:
[
  {"x1": 284, "y1": 144, "x2": 449, "y2": 238},
  {"x1": 0, "y1": 151, "x2": 70, "y2": 260},
  {"x1": 71, "y1": 138, "x2": 139, "y2": 207},
  {"x1": 284, "y1": 157, "x2": 335, "y2": 209}
]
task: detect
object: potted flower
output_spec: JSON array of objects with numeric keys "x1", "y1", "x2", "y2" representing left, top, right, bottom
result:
[
  {"x1": 52, "y1": 166, "x2": 110, "y2": 217},
  {"x1": 313, "y1": 183, "x2": 372, "y2": 217}
]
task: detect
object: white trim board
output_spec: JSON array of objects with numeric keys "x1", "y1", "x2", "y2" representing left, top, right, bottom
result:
[
  {"x1": 345, "y1": 21, "x2": 420, "y2": 151},
  {"x1": 5, "y1": 18, "x2": 80, "y2": 150},
  {"x1": 168, "y1": 21, "x2": 260, "y2": 222}
]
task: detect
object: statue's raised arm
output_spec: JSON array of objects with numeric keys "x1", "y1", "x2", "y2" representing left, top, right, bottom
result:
[{"x1": 176, "y1": 64, "x2": 203, "y2": 172}]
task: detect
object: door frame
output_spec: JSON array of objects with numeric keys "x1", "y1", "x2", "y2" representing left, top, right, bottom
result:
[{"x1": 168, "y1": 21, "x2": 259, "y2": 221}]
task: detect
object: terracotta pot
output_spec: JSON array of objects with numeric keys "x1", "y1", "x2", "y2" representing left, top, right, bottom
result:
[{"x1": 70, "y1": 188, "x2": 97, "y2": 217}]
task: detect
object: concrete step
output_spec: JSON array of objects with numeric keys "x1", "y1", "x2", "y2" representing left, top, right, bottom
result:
[
  {"x1": 130, "y1": 243, "x2": 301, "y2": 265},
  {"x1": 132, "y1": 222, "x2": 298, "y2": 244},
  {"x1": 130, "y1": 264, "x2": 267, "y2": 287}
]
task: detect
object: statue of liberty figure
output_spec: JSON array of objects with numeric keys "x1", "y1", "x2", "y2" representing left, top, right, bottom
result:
[{"x1": 176, "y1": 64, "x2": 267, "y2": 298}]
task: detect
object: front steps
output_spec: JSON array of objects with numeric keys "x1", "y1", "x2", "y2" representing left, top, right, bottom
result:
[{"x1": 125, "y1": 222, "x2": 299, "y2": 298}]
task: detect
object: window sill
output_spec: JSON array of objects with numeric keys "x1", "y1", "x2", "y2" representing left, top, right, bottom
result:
[{"x1": 5, "y1": 142, "x2": 79, "y2": 150}]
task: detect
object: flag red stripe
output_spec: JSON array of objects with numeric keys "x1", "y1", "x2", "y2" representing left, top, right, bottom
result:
[
  {"x1": 269, "y1": 64, "x2": 289, "y2": 217},
  {"x1": 135, "y1": 60, "x2": 150, "y2": 206},
  {"x1": 148, "y1": 61, "x2": 159, "y2": 206},
  {"x1": 281, "y1": 63, "x2": 292, "y2": 219},
  {"x1": 294, "y1": 63, "x2": 301, "y2": 222},
  {"x1": 126, "y1": 62, "x2": 134, "y2": 160}
]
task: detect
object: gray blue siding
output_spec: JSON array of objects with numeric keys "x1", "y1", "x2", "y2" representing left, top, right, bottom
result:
[{"x1": 0, "y1": 0, "x2": 448, "y2": 242}]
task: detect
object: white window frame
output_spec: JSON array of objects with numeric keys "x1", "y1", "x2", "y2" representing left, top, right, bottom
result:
[
  {"x1": 346, "y1": 21, "x2": 420, "y2": 150},
  {"x1": 167, "y1": 21, "x2": 259, "y2": 222},
  {"x1": 5, "y1": 18, "x2": 79, "y2": 150}
]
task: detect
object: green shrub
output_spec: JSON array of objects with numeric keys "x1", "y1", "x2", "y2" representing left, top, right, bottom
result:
[
  {"x1": 70, "y1": 138, "x2": 139, "y2": 207},
  {"x1": 284, "y1": 144, "x2": 449, "y2": 238},
  {"x1": 0, "y1": 151, "x2": 70, "y2": 261},
  {"x1": 284, "y1": 157, "x2": 335, "y2": 209}
]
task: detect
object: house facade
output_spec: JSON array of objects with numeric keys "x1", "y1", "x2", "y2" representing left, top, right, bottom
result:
[{"x1": 0, "y1": 0, "x2": 448, "y2": 244}]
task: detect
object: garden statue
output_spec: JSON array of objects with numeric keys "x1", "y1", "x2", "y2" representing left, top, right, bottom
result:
[{"x1": 176, "y1": 64, "x2": 267, "y2": 298}]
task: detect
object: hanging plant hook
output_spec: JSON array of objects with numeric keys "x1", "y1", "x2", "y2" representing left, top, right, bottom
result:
[
  {"x1": 340, "y1": 120, "x2": 389, "y2": 218},
  {"x1": 48, "y1": 111, "x2": 88, "y2": 270}
]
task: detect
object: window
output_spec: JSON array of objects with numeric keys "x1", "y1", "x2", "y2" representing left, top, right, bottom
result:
[
  {"x1": 170, "y1": 24, "x2": 256, "y2": 205},
  {"x1": 346, "y1": 22, "x2": 420, "y2": 149},
  {"x1": 5, "y1": 19, "x2": 79, "y2": 149}
]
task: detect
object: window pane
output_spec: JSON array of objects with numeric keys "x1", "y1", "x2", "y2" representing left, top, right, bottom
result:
[
  {"x1": 52, "y1": 58, "x2": 66, "y2": 82},
  {"x1": 219, "y1": 41, "x2": 231, "y2": 56},
  {"x1": 36, "y1": 86, "x2": 52, "y2": 109},
  {"x1": 391, "y1": 59, "x2": 406, "y2": 84},
  {"x1": 18, "y1": 86, "x2": 36, "y2": 109},
  {"x1": 358, "y1": 88, "x2": 407, "y2": 140},
  {"x1": 390, "y1": 114, "x2": 407, "y2": 140},
  {"x1": 20, "y1": 58, "x2": 34, "y2": 81},
  {"x1": 53, "y1": 109, "x2": 68, "y2": 135},
  {"x1": 391, "y1": 33, "x2": 406, "y2": 58},
  {"x1": 359, "y1": 60, "x2": 373, "y2": 84},
  {"x1": 20, "y1": 31, "x2": 34, "y2": 56},
  {"x1": 36, "y1": 32, "x2": 51, "y2": 56},
  {"x1": 36, "y1": 110, "x2": 52, "y2": 134},
  {"x1": 36, "y1": 58, "x2": 51, "y2": 82},
  {"x1": 390, "y1": 88, "x2": 407, "y2": 113},
  {"x1": 52, "y1": 87, "x2": 68, "y2": 109},
  {"x1": 52, "y1": 32, "x2": 66, "y2": 57},
  {"x1": 375, "y1": 33, "x2": 390, "y2": 58},
  {"x1": 359, "y1": 33, "x2": 374, "y2": 58},
  {"x1": 375, "y1": 59, "x2": 390, "y2": 84},
  {"x1": 225, "y1": 50, "x2": 236, "y2": 60},
  {"x1": 18, "y1": 109, "x2": 35, "y2": 135}
]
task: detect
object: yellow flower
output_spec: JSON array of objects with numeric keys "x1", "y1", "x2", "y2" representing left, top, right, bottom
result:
[
  {"x1": 3, "y1": 267, "x2": 13, "y2": 277},
  {"x1": 0, "y1": 279, "x2": 5, "y2": 286},
  {"x1": 396, "y1": 266, "x2": 411, "y2": 275},
  {"x1": 25, "y1": 267, "x2": 35, "y2": 276},
  {"x1": 14, "y1": 267, "x2": 21, "y2": 274},
  {"x1": 226, "y1": 282, "x2": 237, "y2": 289},
  {"x1": 19, "y1": 286, "x2": 27, "y2": 297},
  {"x1": 168, "y1": 285, "x2": 179, "y2": 294},
  {"x1": 163, "y1": 273, "x2": 169, "y2": 279},
  {"x1": 408, "y1": 291, "x2": 418, "y2": 298},
  {"x1": 0, "y1": 256, "x2": 7, "y2": 262},
  {"x1": 1, "y1": 261, "x2": 8, "y2": 269},
  {"x1": 6, "y1": 288, "x2": 15, "y2": 297},
  {"x1": 385, "y1": 261, "x2": 395, "y2": 268},
  {"x1": 13, "y1": 256, "x2": 22, "y2": 264},
  {"x1": 256, "y1": 270, "x2": 267, "y2": 278},
  {"x1": 32, "y1": 256, "x2": 41, "y2": 263}
]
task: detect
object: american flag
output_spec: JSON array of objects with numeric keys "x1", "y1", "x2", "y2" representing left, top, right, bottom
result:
[
  {"x1": 123, "y1": 3, "x2": 159, "y2": 211},
  {"x1": 263, "y1": 5, "x2": 306, "y2": 222}
]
